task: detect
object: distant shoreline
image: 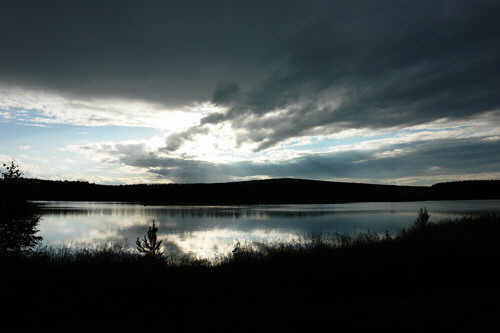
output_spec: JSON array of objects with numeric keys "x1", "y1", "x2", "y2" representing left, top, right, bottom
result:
[
  {"x1": 4, "y1": 177, "x2": 500, "y2": 205},
  {"x1": 30, "y1": 198, "x2": 500, "y2": 207}
]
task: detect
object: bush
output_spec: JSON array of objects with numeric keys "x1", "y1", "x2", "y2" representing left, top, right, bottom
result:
[
  {"x1": 0, "y1": 208, "x2": 42, "y2": 253},
  {"x1": 413, "y1": 207, "x2": 430, "y2": 230},
  {"x1": 0, "y1": 161, "x2": 42, "y2": 253},
  {"x1": 400, "y1": 207, "x2": 430, "y2": 238}
]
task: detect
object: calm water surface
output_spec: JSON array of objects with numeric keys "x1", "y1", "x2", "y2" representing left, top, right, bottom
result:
[{"x1": 34, "y1": 200, "x2": 500, "y2": 259}]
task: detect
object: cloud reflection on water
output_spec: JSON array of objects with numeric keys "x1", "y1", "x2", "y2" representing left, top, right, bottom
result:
[{"x1": 35, "y1": 201, "x2": 500, "y2": 259}]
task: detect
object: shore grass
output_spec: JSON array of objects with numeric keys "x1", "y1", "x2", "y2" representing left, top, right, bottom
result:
[{"x1": 2, "y1": 213, "x2": 500, "y2": 331}]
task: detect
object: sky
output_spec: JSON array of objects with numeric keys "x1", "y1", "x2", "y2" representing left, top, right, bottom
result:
[{"x1": 1, "y1": 0, "x2": 500, "y2": 185}]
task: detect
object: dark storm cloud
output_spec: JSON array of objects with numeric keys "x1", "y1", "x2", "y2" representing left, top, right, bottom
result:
[
  {"x1": 198, "y1": 1, "x2": 500, "y2": 150},
  {"x1": 212, "y1": 82, "x2": 241, "y2": 105},
  {"x1": 0, "y1": 0, "x2": 309, "y2": 106},
  {"x1": 91, "y1": 135, "x2": 500, "y2": 184},
  {"x1": 3, "y1": 1, "x2": 500, "y2": 149}
]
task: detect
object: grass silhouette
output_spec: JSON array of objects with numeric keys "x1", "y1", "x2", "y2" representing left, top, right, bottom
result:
[{"x1": 2, "y1": 212, "x2": 500, "y2": 331}]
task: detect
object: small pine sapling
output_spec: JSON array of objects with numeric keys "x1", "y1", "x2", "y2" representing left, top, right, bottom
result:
[{"x1": 136, "y1": 220, "x2": 163, "y2": 257}]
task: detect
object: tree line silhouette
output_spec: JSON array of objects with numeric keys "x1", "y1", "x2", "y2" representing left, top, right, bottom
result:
[{"x1": 4, "y1": 176, "x2": 500, "y2": 204}]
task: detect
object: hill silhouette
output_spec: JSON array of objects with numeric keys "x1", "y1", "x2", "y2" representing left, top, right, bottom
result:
[{"x1": 3, "y1": 177, "x2": 500, "y2": 204}]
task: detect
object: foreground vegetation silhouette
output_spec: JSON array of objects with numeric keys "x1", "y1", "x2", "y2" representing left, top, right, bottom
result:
[
  {"x1": 0, "y1": 161, "x2": 42, "y2": 253},
  {"x1": 136, "y1": 220, "x2": 163, "y2": 258},
  {"x1": 2, "y1": 211, "x2": 500, "y2": 331}
]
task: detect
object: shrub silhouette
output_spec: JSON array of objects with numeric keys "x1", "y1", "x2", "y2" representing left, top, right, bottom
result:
[
  {"x1": 399, "y1": 207, "x2": 431, "y2": 242},
  {"x1": 1, "y1": 160, "x2": 23, "y2": 180},
  {"x1": 0, "y1": 160, "x2": 42, "y2": 253},
  {"x1": 0, "y1": 211, "x2": 42, "y2": 253},
  {"x1": 136, "y1": 220, "x2": 163, "y2": 257},
  {"x1": 414, "y1": 207, "x2": 430, "y2": 229}
]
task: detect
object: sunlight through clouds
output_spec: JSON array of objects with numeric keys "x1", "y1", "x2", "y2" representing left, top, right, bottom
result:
[
  {"x1": 2, "y1": 1, "x2": 500, "y2": 185},
  {"x1": 55, "y1": 108, "x2": 500, "y2": 186},
  {"x1": 0, "y1": 85, "x2": 223, "y2": 131}
]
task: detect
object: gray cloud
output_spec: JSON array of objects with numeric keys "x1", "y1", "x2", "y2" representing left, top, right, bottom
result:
[
  {"x1": 4, "y1": 1, "x2": 500, "y2": 157},
  {"x1": 202, "y1": 0, "x2": 500, "y2": 150},
  {"x1": 212, "y1": 82, "x2": 241, "y2": 105},
  {"x1": 162, "y1": 126, "x2": 209, "y2": 152},
  {"x1": 81, "y1": 0, "x2": 500, "y2": 151},
  {"x1": 0, "y1": 0, "x2": 308, "y2": 106},
  {"x1": 89, "y1": 134, "x2": 500, "y2": 184}
]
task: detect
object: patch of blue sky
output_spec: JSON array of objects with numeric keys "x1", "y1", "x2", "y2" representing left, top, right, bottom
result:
[
  {"x1": 286, "y1": 133, "x2": 392, "y2": 152},
  {"x1": 1, "y1": 121, "x2": 156, "y2": 146},
  {"x1": 1, "y1": 106, "x2": 157, "y2": 137},
  {"x1": 287, "y1": 125, "x2": 471, "y2": 152},
  {"x1": 0, "y1": 109, "x2": 159, "y2": 171},
  {"x1": 0, "y1": 106, "x2": 41, "y2": 119},
  {"x1": 403, "y1": 125, "x2": 471, "y2": 133}
]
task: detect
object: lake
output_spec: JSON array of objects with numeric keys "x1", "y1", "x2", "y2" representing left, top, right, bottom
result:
[{"x1": 34, "y1": 200, "x2": 500, "y2": 259}]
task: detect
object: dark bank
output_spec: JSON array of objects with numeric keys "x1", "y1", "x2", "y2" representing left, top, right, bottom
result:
[{"x1": 4, "y1": 177, "x2": 500, "y2": 204}]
